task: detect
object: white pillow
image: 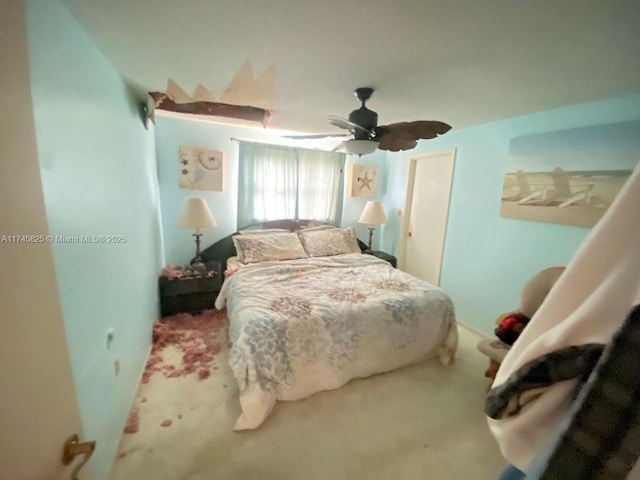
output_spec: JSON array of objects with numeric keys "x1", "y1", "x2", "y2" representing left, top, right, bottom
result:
[
  {"x1": 298, "y1": 227, "x2": 361, "y2": 257},
  {"x1": 232, "y1": 232, "x2": 308, "y2": 264},
  {"x1": 233, "y1": 229, "x2": 289, "y2": 262}
]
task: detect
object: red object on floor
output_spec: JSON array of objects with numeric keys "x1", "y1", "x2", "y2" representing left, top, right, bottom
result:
[
  {"x1": 123, "y1": 408, "x2": 139, "y2": 434},
  {"x1": 142, "y1": 309, "x2": 227, "y2": 383}
]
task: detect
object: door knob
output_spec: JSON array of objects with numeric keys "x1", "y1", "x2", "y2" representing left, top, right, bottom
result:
[
  {"x1": 407, "y1": 231, "x2": 412, "y2": 237},
  {"x1": 62, "y1": 434, "x2": 96, "y2": 480}
]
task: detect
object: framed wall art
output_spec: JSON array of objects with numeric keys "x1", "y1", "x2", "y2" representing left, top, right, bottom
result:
[
  {"x1": 499, "y1": 120, "x2": 639, "y2": 228},
  {"x1": 178, "y1": 145, "x2": 224, "y2": 191},
  {"x1": 349, "y1": 164, "x2": 379, "y2": 197}
]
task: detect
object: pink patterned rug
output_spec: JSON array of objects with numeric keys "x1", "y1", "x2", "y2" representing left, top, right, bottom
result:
[{"x1": 122, "y1": 309, "x2": 228, "y2": 436}]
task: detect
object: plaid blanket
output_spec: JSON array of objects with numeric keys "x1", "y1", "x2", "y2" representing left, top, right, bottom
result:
[{"x1": 488, "y1": 304, "x2": 640, "y2": 479}]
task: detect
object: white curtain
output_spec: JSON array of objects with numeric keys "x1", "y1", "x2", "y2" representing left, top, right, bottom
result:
[{"x1": 238, "y1": 142, "x2": 344, "y2": 228}]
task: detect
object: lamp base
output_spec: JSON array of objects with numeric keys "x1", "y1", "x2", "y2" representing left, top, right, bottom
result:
[
  {"x1": 367, "y1": 226, "x2": 375, "y2": 251},
  {"x1": 191, "y1": 255, "x2": 206, "y2": 271},
  {"x1": 190, "y1": 232, "x2": 206, "y2": 271}
]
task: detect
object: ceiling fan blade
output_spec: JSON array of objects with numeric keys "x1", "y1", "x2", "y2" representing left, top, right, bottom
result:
[
  {"x1": 374, "y1": 120, "x2": 451, "y2": 152},
  {"x1": 328, "y1": 115, "x2": 370, "y2": 134},
  {"x1": 281, "y1": 133, "x2": 351, "y2": 139},
  {"x1": 376, "y1": 121, "x2": 451, "y2": 140},
  {"x1": 377, "y1": 137, "x2": 418, "y2": 152}
]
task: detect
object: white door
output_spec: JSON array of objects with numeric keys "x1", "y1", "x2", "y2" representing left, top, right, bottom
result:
[
  {"x1": 399, "y1": 149, "x2": 455, "y2": 285},
  {"x1": 0, "y1": 2, "x2": 89, "y2": 478}
]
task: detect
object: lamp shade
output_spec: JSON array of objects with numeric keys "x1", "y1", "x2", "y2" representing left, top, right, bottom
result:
[
  {"x1": 177, "y1": 198, "x2": 217, "y2": 231},
  {"x1": 358, "y1": 200, "x2": 387, "y2": 225},
  {"x1": 344, "y1": 139, "x2": 379, "y2": 156}
]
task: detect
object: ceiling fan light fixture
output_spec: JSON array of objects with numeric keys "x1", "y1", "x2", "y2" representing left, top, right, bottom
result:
[{"x1": 344, "y1": 139, "x2": 378, "y2": 156}]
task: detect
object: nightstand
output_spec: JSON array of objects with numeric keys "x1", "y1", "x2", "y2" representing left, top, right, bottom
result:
[
  {"x1": 159, "y1": 264, "x2": 222, "y2": 316},
  {"x1": 367, "y1": 250, "x2": 397, "y2": 268}
]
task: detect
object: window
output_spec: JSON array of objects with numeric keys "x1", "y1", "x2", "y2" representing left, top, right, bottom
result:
[{"x1": 238, "y1": 142, "x2": 345, "y2": 228}]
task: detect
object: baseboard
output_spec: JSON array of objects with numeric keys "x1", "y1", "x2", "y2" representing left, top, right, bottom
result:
[{"x1": 458, "y1": 320, "x2": 493, "y2": 340}]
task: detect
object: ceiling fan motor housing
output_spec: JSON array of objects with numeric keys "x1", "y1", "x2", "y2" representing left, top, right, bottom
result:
[
  {"x1": 349, "y1": 108, "x2": 378, "y2": 139},
  {"x1": 349, "y1": 87, "x2": 378, "y2": 140}
]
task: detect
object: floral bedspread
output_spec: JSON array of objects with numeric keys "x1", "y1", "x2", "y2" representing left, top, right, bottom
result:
[{"x1": 215, "y1": 253, "x2": 458, "y2": 430}]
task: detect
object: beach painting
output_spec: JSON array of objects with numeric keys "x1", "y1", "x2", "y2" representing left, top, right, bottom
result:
[{"x1": 500, "y1": 120, "x2": 640, "y2": 227}]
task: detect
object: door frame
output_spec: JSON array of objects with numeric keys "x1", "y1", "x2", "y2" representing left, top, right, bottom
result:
[
  {"x1": 398, "y1": 148, "x2": 456, "y2": 284},
  {"x1": 0, "y1": 2, "x2": 87, "y2": 477}
]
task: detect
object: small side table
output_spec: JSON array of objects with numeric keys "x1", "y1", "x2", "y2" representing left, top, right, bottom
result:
[
  {"x1": 477, "y1": 339, "x2": 510, "y2": 380},
  {"x1": 159, "y1": 265, "x2": 222, "y2": 317},
  {"x1": 367, "y1": 250, "x2": 397, "y2": 268}
]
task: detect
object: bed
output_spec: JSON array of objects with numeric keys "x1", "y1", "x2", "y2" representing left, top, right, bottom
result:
[{"x1": 199, "y1": 220, "x2": 458, "y2": 430}]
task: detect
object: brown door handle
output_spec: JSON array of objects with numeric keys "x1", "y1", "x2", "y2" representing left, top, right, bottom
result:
[
  {"x1": 63, "y1": 434, "x2": 96, "y2": 480},
  {"x1": 407, "y1": 231, "x2": 412, "y2": 237}
]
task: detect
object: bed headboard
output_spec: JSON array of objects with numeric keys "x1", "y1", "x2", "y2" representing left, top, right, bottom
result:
[{"x1": 197, "y1": 219, "x2": 368, "y2": 270}]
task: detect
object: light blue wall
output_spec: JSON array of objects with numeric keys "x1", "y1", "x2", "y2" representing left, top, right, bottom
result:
[
  {"x1": 26, "y1": 1, "x2": 163, "y2": 478},
  {"x1": 342, "y1": 151, "x2": 388, "y2": 247},
  {"x1": 156, "y1": 115, "x2": 387, "y2": 265},
  {"x1": 382, "y1": 93, "x2": 640, "y2": 334},
  {"x1": 156, "y1": 117, "x2": 239, "y2": 266}
]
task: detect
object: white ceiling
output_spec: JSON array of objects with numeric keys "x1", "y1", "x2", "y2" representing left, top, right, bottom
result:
[{"x1": 61, "y1": 0, "x2": 640, "y2": 134}]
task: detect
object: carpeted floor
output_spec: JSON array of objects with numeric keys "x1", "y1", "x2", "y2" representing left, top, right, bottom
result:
[{"x1": 110, "y1": 310, "x2": 506, "y2": 480}]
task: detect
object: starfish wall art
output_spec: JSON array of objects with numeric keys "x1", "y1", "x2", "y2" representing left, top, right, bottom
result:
[{"x1": 349, "y1": 164, "x2": 379, "y2": 197}]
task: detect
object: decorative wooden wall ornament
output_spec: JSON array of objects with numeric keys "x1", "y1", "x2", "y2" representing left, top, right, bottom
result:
[
  {"x1": 148, "y1": 92, "x2": 271, "y2": 126},
  {"x1": 219, "y1": 61, "x2": 275, "y2": 111},
  {"x1": 147, "y1": 61, "x2": 275, "y2": 127}
]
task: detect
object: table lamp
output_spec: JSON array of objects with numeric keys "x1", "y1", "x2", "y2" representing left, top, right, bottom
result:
[
  {"x1": 177, "y1": 197, "x2": 217, "y2": 270},
  {"x1": 358, "y1": 200, "x2": 387, "y2": 251}
]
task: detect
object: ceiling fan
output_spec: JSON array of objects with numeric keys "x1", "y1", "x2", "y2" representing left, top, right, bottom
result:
[{"x1": 283, "y1": 87, "x2": 451, "y2": 155}]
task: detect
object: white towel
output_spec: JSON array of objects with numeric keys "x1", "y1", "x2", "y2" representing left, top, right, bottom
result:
[{"x1": 488, "y1": 161, "x2": 640, "y2": 471}]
